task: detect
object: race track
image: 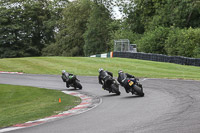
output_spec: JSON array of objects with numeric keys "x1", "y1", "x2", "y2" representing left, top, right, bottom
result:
[{"x1": 0, "y1": 74, "x2": 200, "y2": 133}]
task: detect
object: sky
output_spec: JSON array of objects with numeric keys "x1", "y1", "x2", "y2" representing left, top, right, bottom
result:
[{"x1": 112, "y1": 6, "x2": 123, "y2": 19}]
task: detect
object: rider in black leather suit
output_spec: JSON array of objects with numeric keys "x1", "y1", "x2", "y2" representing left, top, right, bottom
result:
[
  {"x1": 117, "y1": 70, "x2": 135, "y2": 93},
  {"x1": 61, "y1": 70, "x2": 74, "y2": 88},
  {"x1": 98, "y1": 68, "x2": 113, "y2": 91}
]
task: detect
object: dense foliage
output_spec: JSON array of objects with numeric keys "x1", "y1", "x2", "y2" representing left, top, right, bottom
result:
[
  {"x1": 0, "y1": 0, "x2": 200, "y2": 58},
  {"x1": 0, "y1": 0, "x2": 68, "y2": 58},
  {"x1": 43, "y1": 0, "x2": 92, "y2": 56},
  {"x1": 135, "y1": 27, "x2": 170, "y2": 54},
  {"x1": 83, "y1": 3, "x2": 112, "y2": 56},
  {"x1": 118, "y1": 0, "x2": 200, "y2": 57},
  {"x1": 124, "y1": 0, "x2": 200, "y2": 33},
  {"x1": 165, "y1": 27, "x2": 200, "y2": 58}
]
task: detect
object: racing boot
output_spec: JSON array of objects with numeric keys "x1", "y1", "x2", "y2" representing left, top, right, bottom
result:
[
  {"x1": 108, "y1": 88, "x2": 112, "y2": 93},
  {"x1": 66, "y1": 83, "x2": 70, "y2": 88},
  {"x1": 102, "y1": 83, "x2": 106, "y2": 90},
  {"x1": 125, "y1": 88, "x2": 130, "y2": 93}
]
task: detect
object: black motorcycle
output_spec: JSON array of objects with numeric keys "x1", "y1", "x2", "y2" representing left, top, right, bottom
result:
[
  {"x1": 101, "y1": 78, "x2": 121, "y2": 95},
  {"x1": 62, "y1": 75, "x2": 82, "y2": 90},
  {"x1": 127, "y1": 78, "x2": 144, "y2": 97}
]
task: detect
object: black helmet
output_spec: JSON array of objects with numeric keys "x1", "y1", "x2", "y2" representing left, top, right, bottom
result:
[{"x1": 98, "y1": 68, "x2": 104, "y2": 73}]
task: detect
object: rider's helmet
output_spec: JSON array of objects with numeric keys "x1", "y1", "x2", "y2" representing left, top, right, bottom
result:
[
  {"x1": 118, "y1": 70, "x2": 123, "y2": 74},
  {"x1": 62, "y1": 70, "x2": 66, "y2": 74},
  {"x1": 98, "y1": 68, "x2": 104, "y2": 73}
]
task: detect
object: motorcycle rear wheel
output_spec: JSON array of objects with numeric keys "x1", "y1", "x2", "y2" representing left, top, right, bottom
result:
[
  {"x1": 75, "y1": 80, "x2": 82, "y2": 90},
  {"x1": 111, "y1": 84, "x2": 121, "y2": 95},
  {"x1": 133, "y1": 85, "x2": 144, "y2": 97}
]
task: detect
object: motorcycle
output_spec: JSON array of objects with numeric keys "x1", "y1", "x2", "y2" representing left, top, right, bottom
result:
[
  {"x1": 101, "y1": 77, "x2": 121, "y2": 95},
  {"x1": 62, "y1": 75, "x2": 82, "y2": 90},
  {"x1": 127, "y1": 78, "x2": 144, "y2": 97}
]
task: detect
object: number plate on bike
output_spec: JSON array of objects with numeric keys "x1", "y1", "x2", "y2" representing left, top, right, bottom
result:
[{"x1": 129, "y1": 81, "x2": 134, "y2": 86}]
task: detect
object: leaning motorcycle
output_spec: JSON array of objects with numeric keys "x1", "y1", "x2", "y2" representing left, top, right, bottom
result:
[
  {"x1": 67, "y1": 75, "x2": 82, "y2": 90},
  {"x1": 127, "y1": 78, "x2": 144, "y2": 97},
  {"x1": 101, "y1": 78, "x2": 121, "y2": 95}
]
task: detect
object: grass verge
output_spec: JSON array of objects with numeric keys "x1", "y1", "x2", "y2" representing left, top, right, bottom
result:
[
  {"x1": 0, "y1": 84, "x2": 81, "y2": 128},
  {"x1": 0, "y1": 57, "x2": 200, "y2": 80}
]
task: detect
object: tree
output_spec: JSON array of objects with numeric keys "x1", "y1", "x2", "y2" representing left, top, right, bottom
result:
[
  {"x1": 150, "y1": 0, "x2": 200, "y2": 29},
  {"x1": 165, "y1": 27, "x2": 200, "y2": 58},
  {"x1": 43, "y1": 0, "x2": 92, "y2": 56},
  {"x1": 121, "y1": 0, "x2": 200, "y2": 33},
  {"x1": 135, "y1": 26, "x2": 170, "y2": 54},
  {"x1": 108, "y1": 20, "x2": 142, "y2": 51},
  {"x1": 83, "y1": 2, "x2": 112, "y2": 56},
  {"x1": 0, "y1": 0, "x2": 66, "y2": 58}
]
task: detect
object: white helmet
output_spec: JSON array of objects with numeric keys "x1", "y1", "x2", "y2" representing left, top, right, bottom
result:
[
  {"x1": 62, "y1": 70, "x2": 66, "y2": 73},
  {"x1": 98, "y1": 68, "x2": 104, "y2": 73},
  {"x1": 118, "y1": 70, "x2": 123, "y2": 74}
]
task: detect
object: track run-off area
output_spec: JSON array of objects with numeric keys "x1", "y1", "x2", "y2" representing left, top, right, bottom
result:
[{"x1": 0, "y1": 73, "x2": 200, "y2": 133}]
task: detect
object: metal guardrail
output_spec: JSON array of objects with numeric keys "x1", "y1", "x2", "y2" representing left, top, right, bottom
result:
[{"x1": 113, "y1": 52, "x2": 200, "y2": 67}]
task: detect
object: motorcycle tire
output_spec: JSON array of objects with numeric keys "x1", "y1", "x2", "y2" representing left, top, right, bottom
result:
[
  {"x1": 133, "y1": 85, "x2": 144, "y2": 97},
  {"x1": 111, "y1": 84, "x2": 121, "y2": 95},
  {"x1": 75, "y1": 80, "x2": 82, "y2": 90}
]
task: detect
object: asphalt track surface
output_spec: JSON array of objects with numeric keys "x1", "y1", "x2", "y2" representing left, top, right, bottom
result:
[{"x1": 1, "y1": 74, "x2": 200, "y2": 133}]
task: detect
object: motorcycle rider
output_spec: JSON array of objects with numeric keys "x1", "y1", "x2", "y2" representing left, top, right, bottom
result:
[
  {"x1": 117, "y1": 70, "x2": 135, "y2": 93},
  {"x1": 98, "y1": 68, "x2": 113, "y2": 91},
  {"x1": 61, "y1": 70, "x2": 74, "y2": 88}
]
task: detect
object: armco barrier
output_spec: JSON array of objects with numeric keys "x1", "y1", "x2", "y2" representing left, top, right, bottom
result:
[{"x1": 113, "y1": 52, "x2": 200, "y2": 67}]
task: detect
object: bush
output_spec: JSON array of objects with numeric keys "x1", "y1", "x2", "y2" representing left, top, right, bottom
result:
[
  {"x1": 135, "y1": 26, "x2": 170, "y2": 54},
  {"x1": 165, "y1": 27, "x2": 200, "y2": 58},
  {"x1": 164, "y1": 27, "x2": 183, "y2": 56}
]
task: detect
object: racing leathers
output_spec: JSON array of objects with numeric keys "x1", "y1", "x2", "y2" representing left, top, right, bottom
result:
[
  {"x1": 98, "y1": 70, "x2": 113, "y2": 91},
  {"x1": 117, "y1": 72, "x2": 135, "y2": 93}
]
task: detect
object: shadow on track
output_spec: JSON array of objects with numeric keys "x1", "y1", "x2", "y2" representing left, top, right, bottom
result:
[
  {"x1": 101, "y1": 94, "x2": 121, "y2": 97},
  {"x1": 62, "y1": 88, "x2": 80, "y2": 91},
  {"x1": 121, "y1": 95, "x2": 143, "y2": 99}
]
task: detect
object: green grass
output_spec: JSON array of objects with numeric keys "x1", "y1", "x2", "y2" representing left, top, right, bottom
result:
[
  {"x1": 0, "y1": 56, "x2": 200, "y2": 80},
  {"x1": 0, "y1": 84, "x2": 81, "y2": 128},
  {"x1": 0, "y1": 56, "x2": 199, "y2": 127}
]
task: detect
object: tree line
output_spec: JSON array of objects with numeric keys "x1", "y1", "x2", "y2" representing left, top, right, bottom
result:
[{"x1": 0, "y1": 0, "x2": 200, "y2": 58}]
